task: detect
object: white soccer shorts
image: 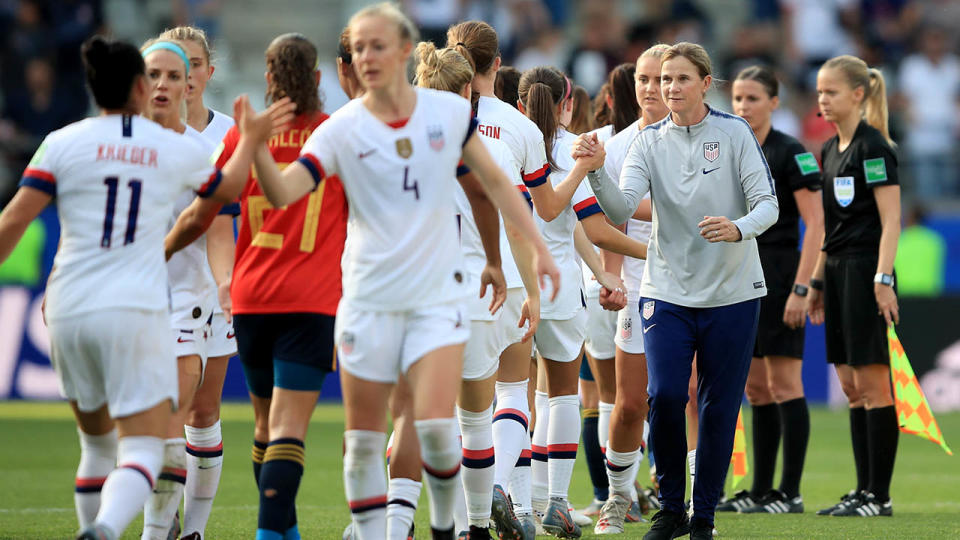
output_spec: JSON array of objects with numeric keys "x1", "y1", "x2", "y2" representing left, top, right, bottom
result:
[
  {"x1": 49, "y1": 309, "x2": 178, "y2": 418},
  {"x1": 584, "y1": 292, "x2": 617, "y2": 360},
  {"x1": 614, "y1": 296, "x2": 646, "y2": 355},
  {"x1": 206, "y1": 310, "x2": 237, "y2": 358},
  {"x1": 335, "y1": 299, "x2": 470, "y2": 383},
  {"x1": 533, "y1": 308, "x2": 588, "y2": 363}
]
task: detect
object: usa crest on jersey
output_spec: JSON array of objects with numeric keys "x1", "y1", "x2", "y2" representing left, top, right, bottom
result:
[
  {"x1": 427, "y1": 125, "x2": 445, "y2": 151},
  {"x1": 703, "y1": 142, "x2": 720, "y2": 162}
]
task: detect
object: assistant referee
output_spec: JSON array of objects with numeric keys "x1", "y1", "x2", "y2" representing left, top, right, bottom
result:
[{"x1": 807, "y1": 55, "x2": 901, "y2": 519}]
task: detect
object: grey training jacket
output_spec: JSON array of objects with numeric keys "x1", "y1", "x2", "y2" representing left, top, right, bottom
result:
[{"x1": 586, "y1": 106, "x2": 778, "y2": 308}]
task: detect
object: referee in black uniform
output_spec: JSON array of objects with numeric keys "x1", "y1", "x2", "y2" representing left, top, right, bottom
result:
[
  {"x1": 808, "y1": 55, "x2": 901, "y2": 518},
  {"x1": 718, "y1": 65, "x2": 824, "y2": 515}
]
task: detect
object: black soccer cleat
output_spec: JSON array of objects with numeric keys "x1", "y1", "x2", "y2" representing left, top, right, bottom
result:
[
  {"x1": 833, "y1": 491, "x2": 892, "y2": 517},
  {"x1": 739, "y1": 489, "x2": 804, "y2": 514},
  {"x1": 715, "y1": 490, "x2": 757, "y2": 512},
  {"x1": 642, "y1": 509, "x2": 690, "y2": 540},
  {"x1": 463, "y1": 524, "x2": 493, "y2": 539},
  {"x1": 816, "y1": 490, "x2": 860, "y2": 515},
  {"x1": 432, "y1": 525, "x2": 455, "y2": 539}
]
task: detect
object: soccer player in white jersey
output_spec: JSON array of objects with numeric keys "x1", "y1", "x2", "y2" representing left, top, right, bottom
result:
[
  {"x1": 0, "y1": 35, "x2": 287, "y2": 540},
  {"x1": 248, "y1": 5, "x2": 558, "y2": 539},
  {"x1": 516, "y1": 65, "x2": 647, "y2": 539},
  {"x1": 138, "y1": 39, "x2": 218, "y2": 540},
  {"x1": 158, "y1": 26, "x2": 235, "y2": 539}
]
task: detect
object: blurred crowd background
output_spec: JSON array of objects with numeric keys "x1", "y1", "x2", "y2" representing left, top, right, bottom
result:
[{"x1": 1, "y1": 0, "x2": 959, "y2": 296}]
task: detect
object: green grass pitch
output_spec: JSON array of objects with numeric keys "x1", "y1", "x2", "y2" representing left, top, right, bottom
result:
[{"x1": 1, "y1": 402, "x2": 958, "y2": 539}]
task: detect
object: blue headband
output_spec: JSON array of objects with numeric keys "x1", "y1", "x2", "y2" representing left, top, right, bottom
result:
[{"x1": 142, "y1": 41, "x2": 190, "y2": 76}]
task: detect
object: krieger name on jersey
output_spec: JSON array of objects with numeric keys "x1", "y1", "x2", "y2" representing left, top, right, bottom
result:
[{"x1": 96, "y1": 143, "x2": 158, "y2": 167}]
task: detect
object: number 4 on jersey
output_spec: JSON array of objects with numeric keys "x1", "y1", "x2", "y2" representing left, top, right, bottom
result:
[{"x1": 402, "y1": 165, "x2": 419, "y2": 200}]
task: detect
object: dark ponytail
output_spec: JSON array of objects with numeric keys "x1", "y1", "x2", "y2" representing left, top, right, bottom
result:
[
  {"x1": 518, "y1": 66, "x2": 566, "y2": 170},
  {"x1": 608, "y1": 63, "x2": 639, "y2": 134},
  {"x1": 495, "y1": 65, "x2": 521, "y2": 109},
  {"x1": 81, "y1": 35, "x2": 145, "y2": 110},
  {"x1": 734, "y1": 65, "x2": 779, "y2": 98},
  {"x1": 265, "y1": 33, "x2": 320, "y2": 115}
]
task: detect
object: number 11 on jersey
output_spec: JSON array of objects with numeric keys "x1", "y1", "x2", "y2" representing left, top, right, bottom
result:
[{"x1": 102, "y1": 176, "x2": 142, "y2": 248}]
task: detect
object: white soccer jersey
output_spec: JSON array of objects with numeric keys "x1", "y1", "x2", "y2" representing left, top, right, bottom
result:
[
  {"x1": 590, "y1": 124, "x2": 615, "y2": 144},
  {"x1": 604, "y1": 119, "x2": 650, "y2": 300},
  {"x1": 166, "y1": 125, "x2": 218, "y2": 329},
  {"x1": 199, "y1": 108, "x2": 236, "y2": 317},
  {"x1": 298, "y1": 88, "x2": 473, "y2": 311},
  {"x1": 537, "y1": 129, "x2": 602, "y2": 320},
  {"x1": 21, "y1": 114, "x2": 223, "y2": 320},
  {"x1": 454, "y1": 135, "x2": 518, "y2": 321},
  {"x1": 475, "y1": 95, "x2": 550, "y2": 289}
]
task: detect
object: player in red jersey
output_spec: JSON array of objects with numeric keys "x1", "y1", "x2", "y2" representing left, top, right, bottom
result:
[{"x1": 168, "y1": 33, "x2": 343, "y2": 540}]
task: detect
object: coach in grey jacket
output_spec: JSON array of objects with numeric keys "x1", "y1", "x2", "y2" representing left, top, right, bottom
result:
[{"x1": 575, "y1": 43, "x2": 777, "y2": 539}]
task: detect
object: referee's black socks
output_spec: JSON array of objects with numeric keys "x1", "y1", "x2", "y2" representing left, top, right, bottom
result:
[
  {"x1": 849, "y1": 406, "x2": 870, "y2": 493},
  {"x1": 777, "y1": 398, "x2": 809, "y2": 498},
  {"x1": 750, "y1": 403, "x2": 780, "y2": 496},
  {"x1": 866, "y1": 405, "x2": 898, "y2": 503}
]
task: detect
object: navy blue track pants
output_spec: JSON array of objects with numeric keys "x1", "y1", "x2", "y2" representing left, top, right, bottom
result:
[{"x1": 640, "y1": 297, "x2": 759, "y2": 522}]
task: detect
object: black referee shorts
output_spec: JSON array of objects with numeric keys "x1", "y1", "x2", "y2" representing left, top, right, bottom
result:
[
  {"x1": 754, "y1": 248, "x2": 805, "y2": 359},
  {"x1": 823, "y1": 254, "x2": 891, "y2": 366}
]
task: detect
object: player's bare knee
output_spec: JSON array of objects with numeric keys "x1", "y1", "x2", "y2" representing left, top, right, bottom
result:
[{"x1": 617, "y1": 394, "x2": 648, "y2": 426}]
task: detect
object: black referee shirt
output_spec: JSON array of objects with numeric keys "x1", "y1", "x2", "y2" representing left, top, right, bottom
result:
[
  {"x1": 821, "y1": 121, "x2": 899, "y2": 255},
  {"x1": 757, "y1": 128, "x2": 823, "y2": 249}
]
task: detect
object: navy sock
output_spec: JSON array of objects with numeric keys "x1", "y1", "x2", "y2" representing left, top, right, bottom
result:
[
  {"x1": 750, "y1": 403, "x2": 780, "y2": 496},
  {"x1": 252, "y1": 440, "x2": 268, "y2": 486},
  {"x1": 257, "y1": 438, "x2": 304, "y2": 535},
  {"x1": 581, "y1": 409, "x2": 609, "y2": 501}
]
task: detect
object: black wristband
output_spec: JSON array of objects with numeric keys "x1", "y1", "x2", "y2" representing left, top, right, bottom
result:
[{"x1": 810, "y1": 278, "x2": 824, "y2": 291}]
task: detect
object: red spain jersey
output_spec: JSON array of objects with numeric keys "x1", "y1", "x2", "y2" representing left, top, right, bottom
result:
[{"x1": 221, "y1": 111, "x2": 347, "y2": 315}]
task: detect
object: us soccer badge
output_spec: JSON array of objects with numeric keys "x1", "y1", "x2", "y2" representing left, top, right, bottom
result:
[
  {"x1": 703, "y1": 141, "x2": 720, "y2": 162},
  {"x1": 396, "y1": 137, "x2": 413, "y2": 158},
  {"x1": 427, "y1": 125, "x2": 444, "y2": 151}
]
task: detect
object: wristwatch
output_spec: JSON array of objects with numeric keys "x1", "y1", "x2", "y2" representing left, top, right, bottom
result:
[
  {"x1": 792, "y1": 283, "x2": 809, "y2": 297},
  {"x1": 874, "y1": 273, "x2": 895, "y2": 287}
]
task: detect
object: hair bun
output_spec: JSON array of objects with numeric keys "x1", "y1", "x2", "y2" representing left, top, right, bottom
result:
[{"x1": 83, "y1": 35, "x2": 110, "y2": 66}]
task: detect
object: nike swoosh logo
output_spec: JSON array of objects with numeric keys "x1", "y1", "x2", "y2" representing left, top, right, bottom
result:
[
  {"x1": 226, "y1": 331, "x2": 235, "y2": 339},
  {"x1": 643, "y1": 323, "x2": 657, "y2": 334},
  {"x1": 358, "y1": 149, "x2": 376, "y2": 159},
  {"x1": 702, "y1": 167, "x2": 720, "y2": 175},
  {"x1": 177, "y1": 337, "x2": 192, "y2": 343}
]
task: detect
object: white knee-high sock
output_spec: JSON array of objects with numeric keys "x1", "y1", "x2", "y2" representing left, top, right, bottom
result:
[
  {"x1": 97, "y1": 436, "x2": 163, "y2": 539},
  {"x1": 458, "y1": 406, "x2": 495, "y2": 527},
  {"x1": 546, "y1": 394, "x2": 580, "y2": 501},
  {"x1": 598, "y1": 401, "x2": 614, "y2": 454},
  {"x1": 344, "y1": 430, "x2": 388, "y2": 540},
  {"x1": 415, "y1": 418, "x2": 461, "y2": 532},
  {"x1": 142, "y1": 438, "x2": 186, "y2": 540},
  {"x1": 531, "y1": 390, "x2": 550, "y2": 513},
  {"x1": 508, "y1": 430, "x2": 533, "y2": 516},
  {"x1": 492, "y1": 380, "x2": 529, "y2": 488},
  {"x1": 182, "y1": 421, "x2": 223, "y2": 537},
  {"x1": 386, "y1": 477, "x2": 420, "y2": 540},
  {"x1": 75, "y1": 428, "x2": 117, "y2": 528},
  {"x1": 688, "y1": 448, "x2": 696, "y2": 513}
]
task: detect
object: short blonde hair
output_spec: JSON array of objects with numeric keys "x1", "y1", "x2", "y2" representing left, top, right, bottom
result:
[
  {"x1": 661, "y1": 42, "x2": 712, "y2": 78},
  {"x1": 414, "y1": 42, "x2": 474, "y2": 93}
]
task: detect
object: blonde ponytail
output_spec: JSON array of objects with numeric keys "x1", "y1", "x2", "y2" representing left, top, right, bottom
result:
[
  {"x1": 865, "y1": 68, "x2": 893, "y2": 146},
  {"x1": 414, "y1": 41, "x2": 474, "y2": 94}
]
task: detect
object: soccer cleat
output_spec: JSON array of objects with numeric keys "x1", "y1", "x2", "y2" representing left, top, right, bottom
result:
[
  {"x1": 641, "y1": 510, "x2": 690, "y2": 540},
  {"x1": 516, "y1": 513, "x2": 537, "y2": 540},
  {"x1": 580, "y1": 498, "x2": 605, "y2": 517},
  {"x1": 569, "y1": 503, "x2": 592, "y2": 526},
  {"x1": 541, "y1": 497, "x2": 582, "y2": 538},
  {"x1": 167, "y1": 510, "x2": 181, "y2": 540},
  {"x1": 816, "y1": 490, "x2": 861, "y2": 516},
  {"x1": 533, "y1": 509, "x2": 546, "y2": 535},
  {"x1": 689, "y1": 518, "x2": 713, "y2": 540},
  {"x1": 464, "y1": 524, "x2": 493, "y2": 539},
  {"x1": 181, "y1": 534, "x2": 201, "y2": 540},
  {"x1": 739, "y1": 489, "x2": 804, "y2": 514},
  {"x1": 593, "y1": 493, "x2": 630, "y2": 535},
  {"x1": 76, "y1": 525, "x2": 114, "y2": 540},
  {"x1": 626, "y1": 499, "x2": 648, "y2": 523},
  {"x1": 833, "y1": 492, "x2": 892, "y2": 517},
  {"x1": 491, "y1": 484, "x2": 524, "y2": 539},
  {"x1": 715, "y1": 490, "x2": 756, "y2": 512},
  {"x1": 342, "y1": 522, "x2": 353, "y2": 540},
  {"x1": 642, "y1": 487, "x2": 661, "y2": 511}
]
